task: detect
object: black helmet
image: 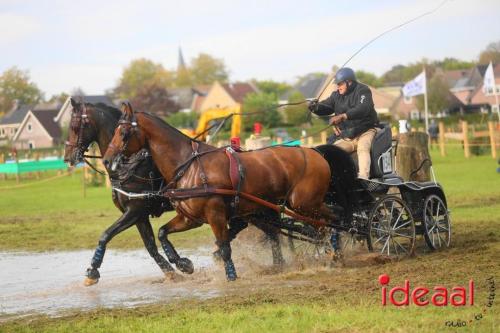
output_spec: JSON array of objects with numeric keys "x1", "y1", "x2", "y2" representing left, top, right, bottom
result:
[{"x1": 334, "y1": 67, "x2": 356, "y2": 83}]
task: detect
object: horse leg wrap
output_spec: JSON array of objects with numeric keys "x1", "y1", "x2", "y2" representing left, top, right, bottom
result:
[
  {"x1": 330, "y1": 230, "x2": 340, "y2": 254},
  {"x1": 90, "y1": 244, "x2": 106, "y2": 269},
  {"x1": 271, "y1": 239, "x2": 284, "y2": 267},
  {"x1": 153, "y1": 254, "x2": 175, "y2": 273},
  {"x1": 213, "y1": 219, "x2": 248, "y2": 260},
  {"x1": 159, "y1": 228, "x2": 180, "y2": 264},
  {"x1": 218, "y1": 242, "x2": 237, "y2": 281}
]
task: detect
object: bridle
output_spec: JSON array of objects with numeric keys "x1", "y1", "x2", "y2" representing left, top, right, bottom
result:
[
  {"x1": 65, "y1": 101, "x2": 105, "y2": 174},
  {"x1": 106, "y1": 113, "x2": 139, "y2": 171}
]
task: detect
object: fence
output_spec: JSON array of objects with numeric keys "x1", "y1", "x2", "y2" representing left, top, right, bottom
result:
[
  {"x1": 438, "y1": 121, "x2": 498, "y2": 158},
  {"x1": 287, "y1": 121, "x2": 499, "y2": 159}
]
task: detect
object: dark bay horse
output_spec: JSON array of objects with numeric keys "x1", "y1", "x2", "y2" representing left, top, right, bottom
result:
[
  {"x1": 64, "y1": 99, "x2": 194, "y2": 285},
  {"x1": 103, "y1": 103, "x2": 338, "y2": 281}
]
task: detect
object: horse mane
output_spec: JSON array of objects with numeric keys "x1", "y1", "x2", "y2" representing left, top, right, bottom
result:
[
  {"x1": 87, "y1": 102, "x2": 122, "y2": 119},
  {"x1": 136, "y1": 111, "x2": 202, "y2": 144}
]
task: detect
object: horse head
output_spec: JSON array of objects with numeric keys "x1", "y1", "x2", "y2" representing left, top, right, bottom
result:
[
  {"x1": 64, "y1": 98, "x2": 97, "y2": 166},
  {"x1": 103, "y1": 101, "x2": 145, "y2": 172}
]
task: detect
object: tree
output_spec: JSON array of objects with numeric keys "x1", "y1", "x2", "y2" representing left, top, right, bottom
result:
[
  {"x1": 166, "y1": 110, "x2": 198, "y2": 128},
  {"x1": 130, "y1": 81, "x2": 180, "y2": 116},
  {"x1": 436, "y1": 57, "x2": 475, "y2": 70},
  {"x1": 284, "y1": 91, "x2": 309, "y2": 126},
  {"x1": 355, "y1": 70, "x2": 384, "y2": 87},
  {"x1": 479, "y1": 41, "x2": 500, "y2": 64},
  {"x1": 253, "y1": 80, "x2": 291, "y2": 96},
  {"x1": 242, "y1": 92, "x2": 281, "y2": 130},
  {"x1": 48, "y1": 92, "x2": 70, "y2": 104},
  {"x1": 382, "y1": 60, "x2": 436, "y2": 85},
  {"x1": 416, "y1": 74, "x2": 450, "y2": 114},
  {"x1": 0, "y1": 67, "x2": 43, "y2": 113},
  {"x1": 114, "y1": 58, "x2": 174, "y2": 99},
  {"x1": 189, "y1": 53, "x2": 229, "y2": 85}
]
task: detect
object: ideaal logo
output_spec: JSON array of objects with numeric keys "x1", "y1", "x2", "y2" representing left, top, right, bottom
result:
[
  {"x1": 378, "y1": 274, "x2": 474, "y2": 306},
  {"x1": 378, "y1": 274, "x2": 495, "y2": 328}
]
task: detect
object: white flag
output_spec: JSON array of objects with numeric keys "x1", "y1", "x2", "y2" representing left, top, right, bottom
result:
[
  {"x1": 402, "y1": 71, "x2": 426, "y2": 97},
  {"x1": 483, "y1": 61, "x2": 495, "y2": 94}
]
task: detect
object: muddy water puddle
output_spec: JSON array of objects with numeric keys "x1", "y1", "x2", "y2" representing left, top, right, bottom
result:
[
  {"x1": 0, "y1": 248, "x2": 219, "y2": 319},
  {"x1": 0, "y1": 232, "x2": 380, "y2": 321}
]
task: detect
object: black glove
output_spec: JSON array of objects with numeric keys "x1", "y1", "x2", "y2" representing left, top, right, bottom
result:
[{"x1": 308, "y1": 99, "x2": 318, "y2": 113}]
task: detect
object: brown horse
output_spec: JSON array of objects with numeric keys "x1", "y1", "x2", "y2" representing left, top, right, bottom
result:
[{"x1": 103, "y1": 103, "x2": 337, "y2": 280}]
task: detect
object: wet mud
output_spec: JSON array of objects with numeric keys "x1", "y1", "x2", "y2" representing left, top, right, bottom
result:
[{"x1": 0, "y1": 228, "x2": 389, "y2": 321}]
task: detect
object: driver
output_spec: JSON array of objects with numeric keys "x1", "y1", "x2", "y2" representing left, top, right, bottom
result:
[{"x1": 309, "y1": 67, "x2": 379, "y2": 179}]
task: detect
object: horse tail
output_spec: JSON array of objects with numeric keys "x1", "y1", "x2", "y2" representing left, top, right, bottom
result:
[{"x1": 313, "y1": 144, "x2": 358, "y2": 216}]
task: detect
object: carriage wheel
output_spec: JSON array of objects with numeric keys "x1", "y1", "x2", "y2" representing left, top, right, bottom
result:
[
  {"x1": 423, "y1": 194, "x2": 451, "y2": 250},
  {"x1": 367, "y1": 196, "x2": 415, "y2": 257},
  {"x1": 287, "y1": 227, "x2": 333, "y2": 261}
]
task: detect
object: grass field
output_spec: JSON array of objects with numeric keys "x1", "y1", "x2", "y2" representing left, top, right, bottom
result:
[
  {"x1": 0, "y1": 147, "x2": 499, "y2": 332},
  {"x1": 0, "y1": 170, "x2": 213, "y2": 251}
]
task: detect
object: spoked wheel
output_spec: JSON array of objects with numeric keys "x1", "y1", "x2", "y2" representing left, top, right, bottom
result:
[
  {"x1": 287, "y1": 227, "x2": 333, "y2": 261},
  {"x1": 367, "y1": 195, "x2": 416, "y2": 257},
  {"x1": 423, "y1": 194, "x2": 451, "y2": 250}
]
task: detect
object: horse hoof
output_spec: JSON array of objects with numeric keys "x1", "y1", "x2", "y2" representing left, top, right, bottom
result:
[
  {"x1": 84, "y1": 277, "x2": 99, "y2": 286},
  {"x1": 224, "y1": 260, "x2": 237, "y2": 281},
  {"x1": 176, "y1": 257, "x2": 194, "y2": 274},
  {"x1": 84, "y1": 267, "x2": 100, "y2": 286},
  {"x1": 226, "y1": 273, "x2": 237, "y2": 281}
]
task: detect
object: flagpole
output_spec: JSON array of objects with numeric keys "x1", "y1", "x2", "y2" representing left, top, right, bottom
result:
[
  {"x1": 494, "y1": 75, "x2": 500, "y2": 122},
  {"x1": 423, "y1": 66, "x2": 429, "y2": 134}
]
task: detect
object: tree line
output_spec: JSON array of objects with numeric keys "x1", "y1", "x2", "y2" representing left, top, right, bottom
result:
[{"x1": 1, "y1": 41, "x2": 500, "y2": 127}]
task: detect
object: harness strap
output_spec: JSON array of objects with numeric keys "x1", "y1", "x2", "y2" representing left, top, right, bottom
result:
[
  {"x1": 225, "y1": 147, "x2": 245, "y2": 213},
  {"x1": 162, "y1": 186, "x2": 329, "y2": 228}
]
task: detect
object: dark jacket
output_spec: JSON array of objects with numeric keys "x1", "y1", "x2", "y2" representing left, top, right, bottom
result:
[{"x1": 312, "y1": 81, "x2": 378, "y2": 139}]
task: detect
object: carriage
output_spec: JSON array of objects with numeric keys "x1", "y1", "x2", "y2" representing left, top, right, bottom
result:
[{"x1": 285, "y1": 123, "x2": 451, "y2": 259}]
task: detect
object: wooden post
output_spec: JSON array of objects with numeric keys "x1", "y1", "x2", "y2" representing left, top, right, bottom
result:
[
  {"x1": 15, "y1": 154, "x2": 20, "y2": 184},
  {"x1": 0, "y1": 153, "x2": 4, "y2": 181},
  {"x1": 488, "y1": 121, "x2": 497, "y2": 159},
  {"x1": 438, "y1": 122, "x2": 446, "y2": 157},
  {"x1": 462, "y1": 121, "x2": 470, "y2": 158},
  {"x1": 321, "y1": 131, "x2": 327, "y2": 144},
  {"x1": 35, "y1": 153, "x2": 41, "y2": 180},
  {"x1": 307, "y1": 136, "x2": 314, "y2": 147},
  {"x1": 396, "y1": 132, "x2": 431, "y2": 181}
]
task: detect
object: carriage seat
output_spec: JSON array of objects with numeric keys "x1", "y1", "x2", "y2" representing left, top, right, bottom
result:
[{"x1": 369, "y1": 124, "x2": 393, "y2": 179}]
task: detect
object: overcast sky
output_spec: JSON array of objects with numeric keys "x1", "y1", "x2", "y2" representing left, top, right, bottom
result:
[{"x1": 1, "y1": 0, "x2": 499, "y2": 97}]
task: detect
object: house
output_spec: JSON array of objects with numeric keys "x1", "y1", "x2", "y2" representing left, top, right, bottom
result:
[
  {"x1": 391, "y1": 95, "x2": 421, "y2": 120},
  {"x1": 0, "y1": 104, "x2": 32, "y2": 144},
  {"x1": 168, "y1": 85, "x2": 211, "y2": 113},
  {"x1": 190, "y1": 85, "x2": 211, "y2": 113},
  {"x1": 464, "y1": 63, "x2": 500, "y2": 114},
  {"x1": 55, "y1": 95, "x2": 116, "y2": 127},
  {"x1": 447, "y1": 64, "x2": 499, "y2": 114},
  {"x1": 199, "y1": 81, "x2": 258, "y2": 112},
  {"x1": 281, "y1": 73, "x2": 329, "y2": 103},
  {"x1": 12, "y1": 109, "x2": 61, "y2": 149}
]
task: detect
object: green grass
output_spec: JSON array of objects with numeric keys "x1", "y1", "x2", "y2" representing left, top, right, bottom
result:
[
  {"x1": 0, "y1": 169, "x2": 213, "y2": 251},
  {"x1": 0, "y1": 146, "x2": 499, "y2": 332}
]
